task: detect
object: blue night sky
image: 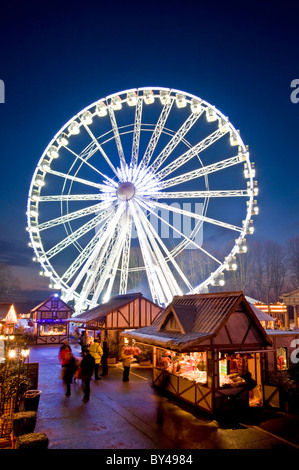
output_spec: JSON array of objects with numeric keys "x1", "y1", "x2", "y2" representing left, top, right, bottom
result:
[{"x1": 0, "y1": 0, "x2": 299, "y2": 298}]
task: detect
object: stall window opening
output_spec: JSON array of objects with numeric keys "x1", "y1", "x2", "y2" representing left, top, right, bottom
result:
[
  {"x1": 156, "y1": 349, "x2": 207, "y2": 384},
  {"x1": 276, "y1": 347, "x2": 288, "y2": 370}
]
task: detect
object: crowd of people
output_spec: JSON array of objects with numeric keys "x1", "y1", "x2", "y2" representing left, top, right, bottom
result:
[{"x1": 58, "y1": 333, "x2": 135, "y2": 402}]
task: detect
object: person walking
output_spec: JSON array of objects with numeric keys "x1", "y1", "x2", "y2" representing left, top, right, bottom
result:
[
  {"x1": 79, "y1": 330, "x2": 88, "y2": 355},
  {"x1": 100, "y1": 340, "x2": 109, "y2": 377},
  {"x1": 121, "y1": 346, "x2": 133, "y2": 382},
  {"x1": 59, "y1": 340, "x2": 75, "y2": 396},
  {"x1": 89, "y1": 338, "x2": 103, "y2": 380},
  {"x1": 80, "y1": 347, "x2": 95, "y2": 402}
]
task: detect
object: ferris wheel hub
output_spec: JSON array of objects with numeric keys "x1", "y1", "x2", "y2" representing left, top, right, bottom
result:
[{"x1": 117, "y1": 181, "x2": 136, "y2": 201}]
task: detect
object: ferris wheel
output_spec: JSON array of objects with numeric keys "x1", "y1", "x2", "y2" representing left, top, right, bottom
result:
[{"x1": 27, "y1": 87, "x2": 258, "y2": 312}]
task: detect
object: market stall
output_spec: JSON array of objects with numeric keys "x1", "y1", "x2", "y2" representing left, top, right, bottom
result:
[
  {"x1": 30, "y1": 294, "x2": 73, "y2": 344},
  {"x1": 122, "y1": 292, "x2": 272, "y2": 416}
]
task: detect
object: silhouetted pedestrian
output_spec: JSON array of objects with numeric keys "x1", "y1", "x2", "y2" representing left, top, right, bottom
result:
[
  {"x1": 79, "y1": 330, "x2": 87, "y2": 355},
  {"x1": 100, "y1": 341, "x2": 109, "y2": 377},
  {"x1": 80, "y1": 347, "x2": 95, "y2": 402}
]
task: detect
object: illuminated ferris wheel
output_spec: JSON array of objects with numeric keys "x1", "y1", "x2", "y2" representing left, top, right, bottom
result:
[{"x1": 27, "y1": 87, "x2": 258, "y2": 312}]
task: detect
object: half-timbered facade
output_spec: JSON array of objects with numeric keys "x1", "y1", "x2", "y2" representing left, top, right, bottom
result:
[
  {"x1": 31, "y1": 294, "x2": 73, "y2": 344},
  {"x1": 122, "y1": 292, "x2": 272, "y2": 416},
  {"x1": 69, "y1": 293, "x2": 163, "y2": 354}
]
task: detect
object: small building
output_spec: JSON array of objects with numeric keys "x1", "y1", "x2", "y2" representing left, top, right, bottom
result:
[
  {"x1": 0, "y1": 303, "x2": 18, "y2": 335},
  {"x1": 31, "y1": 294, "x2": 73, "y2": 344},
  {"x1": 69, "y1": 293, "x2": 162, "y2": 358},
  {"x1": 122, "y1": 292, "x2": 272, "y2": 416},
  {"x1": 254, "y1": 301, "x2": 288, "y2": 329},
  {"x1": 280, "y1": 288, "x2": 299, "y2": 329}
]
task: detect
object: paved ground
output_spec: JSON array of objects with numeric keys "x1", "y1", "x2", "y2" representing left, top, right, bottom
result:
[{"x1": 26, "y1": 344, "x2": 299, "y2": 452}]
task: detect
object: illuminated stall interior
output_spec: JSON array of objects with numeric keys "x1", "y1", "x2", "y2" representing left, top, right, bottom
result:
[
  {"x1": 31, "y1": 294, "x2": 73, "y2": 344},
  {"x1": 0, "y1": 303, "x2": 18, "y2": 335},
  {"x1": 122, "y1": 292, "x2": 272, "y2": 416}
]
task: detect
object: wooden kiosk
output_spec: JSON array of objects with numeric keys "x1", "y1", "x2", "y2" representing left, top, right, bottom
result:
[
  {"x1": 122, "y1": 292, "x2": 272, "y2": 416},
  {"x1": 31, "y1": 294, "x2": 73, "y2": 344}
]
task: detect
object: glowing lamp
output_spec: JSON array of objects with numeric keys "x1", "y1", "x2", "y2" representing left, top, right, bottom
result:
[
  {"x1": 8, "y1": 348, "x2": 16, "y2": 359},
  {"x1": 127, "y1": 91, "x2": 137, "y2": 106},
  {"x1": 236, "y1": 238, "x2": 247, "y2": 253},
  {"x1": 219, "y1": 119, "x2": 230, "y2": 133},
  {"x1": 35, "y1": 178, "x2": 45, "y2": 187},
  {"x1": 225, "y1": 256, "x2": 237, "y2": 271},
  {"x1": 190, "y1": 99, "x2": 202, "y2": 114},
  {"x1": 68, "y1": 121, "x2": 80, "y2": 135},
  {"x1": 229, "y1": 131, "x2": 239, "y2": 146},
  {"x1": 57, "y1": 133, "x2": 69, "y2": 146},
  {"x1": 206, "y1": 107, "x2": 217, "y2": 122},
  {"x1": 96, "y1": 101, "x2": 108, "y2": 116},
  {"x1": 21, "y1": 346, "x2": 29, "y2": 359},
  {"x1": 81, "y1": 111, "x2": 93, "y2": 125},
  {"x1": 47, "y1": 146, "x2": 59, "y2": 159},
  {"x1": 111, "y1": 96, "x2": 122, "y2": 110},
  {"x1": 175, "y1": 93, "x2": 187, "y2": 108},
  {"x1": 143, "y1": 90, "x2": 154, "y2": 104},
  {"x1": 159, "y1": 90, "x2": 171, "y2": 105},
  {"x1": 211, "y1": 272, "x2": 225, "y2": 286}
]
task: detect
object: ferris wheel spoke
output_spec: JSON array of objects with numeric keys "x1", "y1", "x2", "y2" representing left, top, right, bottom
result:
[
  {"x1": 136, "y1": 198, "x2": 222, "y2": 265},
  {"x1": 91, "y1": 223, "x2": 128, "y2": 303},
  {"x1": 149, "y1": 110, "x2": 203, "y2": 174},
  {"x1": 131, "y1": 96, "x2": 143, "y2": 167},
  {"x1": 46, "y1": 168, "x2": 112, "y2": 192},
  {"x1": 62, "y1": 218, "x2": 112, "y2": 284},
  {"x1": 147, "y1": 189, "x2": 250, "y2": 199},
  {"x1": 36, "y1": 194, "x2": 112, "y2": 202},
  {"x1": 37, "y1": 200, "x2": 115, "y2": 231},
  {"x1": 65, "y1": 203, "x2": 126, "y2": 303},
  {"x1": 119, "y1": 215, "x2": 133, "y2": 295},
  {"x1": 81, "y1": 122, "x2": 119, "y2": 176},
  {"x1": 155, "y1": 128, "x2": 226, "y2": 181},
  {"x1": 155, "y1": 154, "x2": 245, "y2": 190},
  {"x1": 129, "y1": 201, "x2": 168, "y2": 306},
  {"x1": 107, "y1": 106, "x2": 126, "y2": 170},
  {"x1": 139, "y1": 100, "x2": 174, "y2": 169},
  {"x1": 44, "y1": 206, "x2": 115, "y2": 260},
  {"x1": 137, "y1": 204, "x2": 189, "y2": 294},
  {"x1": 153, "y1": 200, "x2": 242, "y2": 232},
  {"x1": 63, "y1": 144, "x2": 111, "y2": 181}
]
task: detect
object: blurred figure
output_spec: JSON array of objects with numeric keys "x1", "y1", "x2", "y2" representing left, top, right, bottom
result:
[
  {"x1": 121, "y1": 346, "x2": 133, "y2": 382},
  {"x1": 100, "y1": 341, "x2": 109, "y2": 377},
  {"x1": 80, "y1": 347, "x2": 95, "y2": 402},
  {"x1": 89, "y1": 338, "x2": 103, "y2": 380},
  {"x1": 59, "y1": 340, "x2": 75, "y2": 396}
]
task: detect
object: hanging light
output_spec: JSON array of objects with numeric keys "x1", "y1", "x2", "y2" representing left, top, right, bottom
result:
[
  {"x1": 81, "y1": 110, "x2": 93, "y2": 125},
  {"x1": 47, "y1": 146, "x2": 59, "y2": 159},
  {"x1": 68, "y1": 121, "x2": 80, "y2": 135},
  {"x1": 206, "y1": 107, "x2": 217, "y2": 122},
  {"x1": 8, "y1": 348, "x2": 16, "y2": 359},
  {"x1": 57, "y1": 133, "x2": 69, "y2": 146},
  {"x1": 219, "y1": 119, "x2": 230, "y2": 133},
  {"x1": 143, "y1": 89, "x2": 154, "y2": 104},
  {"x1": 236, "y1": 238, "x2": 247, "y2": 253},
  {"x1": 211, "y1": 272, "x2": 225, "y2": 286},
  {"x1": 159, "y1": 90, "x2": 171, "y2": 105},
  {"x1": 175, "y1": 93, "x2": 187, "y2": 108},
  {"x1": 225, "y1": 256, "x2": 237, "y2": 271},
  {"x1": 96, "y1": 101, "x2": 108, "y2": 116},
  {"x1": 190, "y1": 98, "x2": 202, "y2": 114},
  {"x1": 127, "y1": 91, "x2": 137, "y2": 106},
  {"x1": 111, "y1": 95, "x2": 122, "y2": 110},
  {"x1": 229, "y1": 131, "x2": 239, "y2": 146}
]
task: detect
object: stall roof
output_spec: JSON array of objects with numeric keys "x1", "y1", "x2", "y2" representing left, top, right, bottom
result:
[
  {"x1": 122, "y1": 291, "x2": 272, "y2": 351},
  {"x1": 250, "y1": 304, "x2": 276, "y2": 322},
  {"x1": 68, "y1": 292, "x2": 159, "y2": 323}
]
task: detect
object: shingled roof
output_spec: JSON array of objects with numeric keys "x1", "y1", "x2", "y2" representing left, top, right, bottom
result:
[{"x1": 122, "y1": 291, "x2": 271, "y2": 351}]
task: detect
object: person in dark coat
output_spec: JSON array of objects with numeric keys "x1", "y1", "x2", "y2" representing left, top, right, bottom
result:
[
  {"x1": 80, "y1": 347, "x2": 95, "y2": 402},
  {"x1": 100, "y1": 341, "x2": 109, "y2": 377},
  {"x1": 79, "y1": 330, "x2": 88, "y2": 355}
]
